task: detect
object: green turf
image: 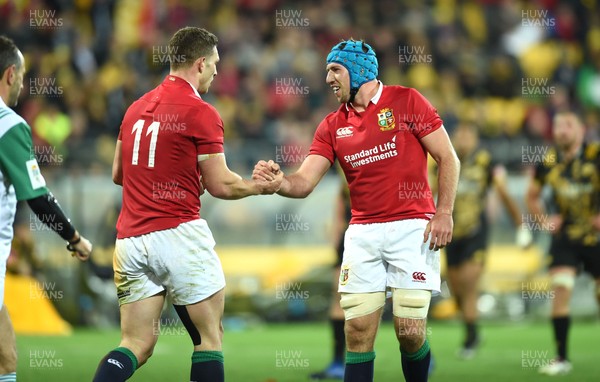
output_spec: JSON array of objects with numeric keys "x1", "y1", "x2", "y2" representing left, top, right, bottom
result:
[{"x1": 16, "y1": 320, "x2": 600, "y2": 381}]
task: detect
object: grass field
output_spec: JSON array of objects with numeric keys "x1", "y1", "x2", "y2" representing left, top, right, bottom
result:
[{"x1": 16, "y1": 320, "x2": 599, "y2": 381}]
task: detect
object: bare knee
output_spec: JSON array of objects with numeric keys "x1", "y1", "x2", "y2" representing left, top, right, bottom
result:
[
  {"x1": 120, "y1": 337, "x2": 156, "y2": 367},
  {"x1": 395, "y1": 318, "x2": 426, "y2": 352},
  {"x1": 345, "y1": 316, "x2": 378, "y2": 351}
]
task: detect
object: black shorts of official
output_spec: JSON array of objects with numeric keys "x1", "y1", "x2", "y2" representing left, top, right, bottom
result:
[
  {"x1": 445, "y1": 229, "x2": 487, "y2": 268},
  {"x1": 549, "y1": 236, "x2": 600, "y2": 278}
]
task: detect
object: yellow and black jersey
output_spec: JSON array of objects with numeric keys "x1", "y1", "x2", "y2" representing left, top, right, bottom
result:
[
  {"x1": 534, "y1": 142, "x2": 600, "y2": 246},
  {"x1": 452, "y1": 149, "x2": 493, "y2": 239}
]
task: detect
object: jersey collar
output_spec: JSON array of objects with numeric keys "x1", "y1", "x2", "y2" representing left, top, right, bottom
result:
[
  {"x1": 346, "y1": 81, "x2": 383, "y2": 111},
  {"x1": 166, "y1": 75, "x2": 201, "y2": 98}
]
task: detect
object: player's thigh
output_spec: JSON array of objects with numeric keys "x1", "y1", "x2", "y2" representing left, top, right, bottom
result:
[
  {"x1": 383, "y1": 219, "x2": 441, "y2": 292},
  {"x1": 175, "y1": 288, "x2": 225, "y2": 351},
  {"x1": 147, "y1": 219, "x2": 226, "y2": 306},
  {"x1": 339, "y1": 223, "x2": 386, "y2": 293},
  {"x1": 0, "y1": 305, "x2": 16, "y2": 371},
  {"x1": 119, "y1": 292, "x2": 165, "y2": 357}
]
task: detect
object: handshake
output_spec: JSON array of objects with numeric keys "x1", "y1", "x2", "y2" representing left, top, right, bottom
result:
[{"x1": 252, "y1": 159, "x2": 285, "y2": 195}]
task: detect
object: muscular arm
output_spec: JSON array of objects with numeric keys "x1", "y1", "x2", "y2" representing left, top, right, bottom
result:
[
  {"x1": 276, "y1": 155, "x2": 331, "y2": 198},
  {"x1": 421, "y1": 127, "x2": 460, "y2": 214},
  {"x1": 199, "y1": 154, "x2": 280, "y2": 199},
  {"x1": 420, "y1": 127, "x2": 460, "y2": 249},
  {"x1": 112, "y1": 140, "x2": 123, "y2": 186}
]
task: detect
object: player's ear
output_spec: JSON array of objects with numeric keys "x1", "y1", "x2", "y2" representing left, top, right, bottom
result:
[
  {"x1": 2, "y1": 64, "x2": 15, "y2": 85},
  {"x1": 195, "y1": 57, "x2": 206, "y2": 74}
]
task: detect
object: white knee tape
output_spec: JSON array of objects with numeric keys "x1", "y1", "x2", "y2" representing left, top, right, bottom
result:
[
  {"x1": 340, "y1": 292, "x2": 385, "y2": 320},
  {"x1": 392, "y1": 289, "x2": 431, "y2": 319},
  {"x1": 551, "y1": 273, "x2": 575, "y2": 290}
]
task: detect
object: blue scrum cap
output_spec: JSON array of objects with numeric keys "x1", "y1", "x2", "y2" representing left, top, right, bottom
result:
[{"x1": 326, "y1": 40, "x2": 378, "y2": 92}]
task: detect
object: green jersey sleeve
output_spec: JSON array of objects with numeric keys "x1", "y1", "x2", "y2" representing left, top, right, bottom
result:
[{"x1": 0, "y1": 117, "x2": 48, "y2": 200}]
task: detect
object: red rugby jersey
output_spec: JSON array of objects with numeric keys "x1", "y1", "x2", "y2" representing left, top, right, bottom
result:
[
  {"x1": 309, "y1": 84, "x2": 442, "y2": 224},
  {"x1": 116, "y1": 75, "x2": 224, "y2": 238}
]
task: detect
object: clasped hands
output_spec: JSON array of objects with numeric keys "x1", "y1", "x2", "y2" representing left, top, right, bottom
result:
[{"x1": 253, "y1": 160, "x2": 284, "y2": 194}]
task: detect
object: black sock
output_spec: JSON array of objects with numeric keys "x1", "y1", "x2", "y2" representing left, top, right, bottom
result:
[
  {"x1": 344, "y1": 351, "x2": 375, "y2": 382},
  {"x1": 332, "y1": 319, "x2": 346, "y2": 363},
  {"x1": 93, "y1": 347, "x2": 137, "y2": 382},
  {"x1": 190, "y1": 351, "x2": 224, "y2": 382},
  {"x1": 552, "y1": 316, "x2": 570, "y2": 361},
  {"x1": 465, "y1": 322, "x2": 478, "y2": 347},
  {"x1": 401, "y1": 339, "x2": 431, "y2": 382}
]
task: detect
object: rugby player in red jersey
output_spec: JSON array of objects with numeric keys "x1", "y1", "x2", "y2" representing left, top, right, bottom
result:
[
  {"x1": 255, "y1": 39, "x2": 460, "y2": 382},
  {"x1": 92, "y1": 27, "x2": 282, "y2": 382}
]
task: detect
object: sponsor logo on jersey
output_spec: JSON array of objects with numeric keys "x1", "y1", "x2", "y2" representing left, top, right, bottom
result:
[
  {"x1": 336, "y1": 126, "x2": 354, "y2": 138},
  {"x1": 377, "y1": 108, "x2": 395, "y2": 131},
  {"x1": 340, "y1": 265, "x2": 350, "y2": 285},
  {"x1": 412, "y1": 271, "x2": 426, "y2": 282}
]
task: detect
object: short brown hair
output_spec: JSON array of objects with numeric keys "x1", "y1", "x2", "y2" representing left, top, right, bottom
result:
[
  {"x1": 168, "y1": 27, "x2": 218, "y2": 70},
  {"x1": 0, "y1": 35, "x2": 21, "y2": 77}
]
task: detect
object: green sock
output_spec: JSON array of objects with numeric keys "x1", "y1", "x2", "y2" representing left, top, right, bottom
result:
[{"x1": 346, "y1": 351, "x2": 376, "y2": 364}]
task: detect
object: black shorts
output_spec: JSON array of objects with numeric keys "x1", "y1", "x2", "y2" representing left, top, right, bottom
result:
[
  {"x1": 549, "y1": 236, "x2": 600, "y2": 278},
  {"x1": 445, "y1": 229, "x2": 487, "y2": 268}
]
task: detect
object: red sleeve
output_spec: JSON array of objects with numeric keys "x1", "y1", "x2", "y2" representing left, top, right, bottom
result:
[
  {"x1": 308, "y1": 118, "x2": 336, "y2": 164},
  {"x1": 408, "y1": 88, "x2": 443, "y2": 139},
  {"x1": 194, "y1": 106, "x2": 224, "y2": 155}
]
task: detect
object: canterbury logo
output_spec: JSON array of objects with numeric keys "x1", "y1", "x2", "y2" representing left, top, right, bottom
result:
[
  {"x1": 108, "y1": 358, "x2": 124, "y2": 369},
  {"x1": 336, "y1": 126, "x2": 354, "y2": 138},
  {"x1": 412, "y1": 272, "x2": 426, "y2": 282}
]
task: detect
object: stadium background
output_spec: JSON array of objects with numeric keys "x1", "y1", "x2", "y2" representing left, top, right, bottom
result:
[{"x1": 2, "y1": 0, "x2": 600, "y2": 381}]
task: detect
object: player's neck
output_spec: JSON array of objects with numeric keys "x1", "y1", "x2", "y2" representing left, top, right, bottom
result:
[
  {"x1": 560, "y1": 143, "x2": 582, "y2": 162},
  {"x1": 350, "y1": 81, "x2": 379, "y2": 112},
  {"x1": 169, "y1": 70, "x2": 196, "y2": 89},
  {"x1": 0, "y1": 91, "x2": 9, "y2": 107}
]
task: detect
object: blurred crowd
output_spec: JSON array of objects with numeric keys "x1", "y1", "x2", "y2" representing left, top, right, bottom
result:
[{"x1": 0, "y1": 0, "x2": 599, "y2": 173}]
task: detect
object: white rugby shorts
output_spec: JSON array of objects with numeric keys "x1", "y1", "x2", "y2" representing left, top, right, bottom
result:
[
  {"x1": 114, "y1": 219, "x2": 225, "y2": 306},
  {"x1": 338, "y1": 219, "x2": 440, "y2": 293},
  {"x1": 0, "y1": 190, "x2": 17, "y2": 307}
]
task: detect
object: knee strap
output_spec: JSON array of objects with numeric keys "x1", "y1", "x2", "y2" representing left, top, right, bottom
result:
[
  {"x1": 340, "y1": 292, "x2": 385, "y2": 320},
  {"x1": 551, "y1": 273, "x2": 575, "y2": 291},
  {"x1": 392, "y1": 289, "x2": 431, "y2": 319}
]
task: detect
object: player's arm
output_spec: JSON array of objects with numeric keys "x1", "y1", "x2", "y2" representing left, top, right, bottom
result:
[
  {"x1": 420, "y1": 126, "x2": 460, "y2": 249},
  {"x1": 492, "y1": 166, "x2": 522, "y2": 227},
  {"x1": 494, "y1": 165, "x2": 533, "y2": 247},
  {"x1": 199, "y1": 154, "x2": 282, "y2": 199},
  {"x1": 253, "y1": 155, "x2": 330, "y2": 198},
  {"x1": 525, "y1": 174, "x2": 548, "y2": 222},
  {"x1": 0, "y1": 121, "x2": 91, "y2": 260},
  {"x1": 421, "y1": 127, "x2": 460, "y2": 214},
  {"x1": 112, "y1": 140, "x2": 123, "y2": 186},
  {"x1": 526, "y1": 168, "x2": 561, "y2": 233}
]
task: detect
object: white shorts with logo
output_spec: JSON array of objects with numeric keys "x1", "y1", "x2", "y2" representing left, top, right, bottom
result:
[
  {"x1": 338, "y1": 219, "x2": 440, "y2": 293},
  {"x1": 114, "y1": 219, "x2": 225, "y2": 306}
]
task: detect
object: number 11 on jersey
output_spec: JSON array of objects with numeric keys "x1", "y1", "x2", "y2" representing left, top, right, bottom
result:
[{"x1": 131, "y1": 119, "x2": 160, "y2": 168}]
